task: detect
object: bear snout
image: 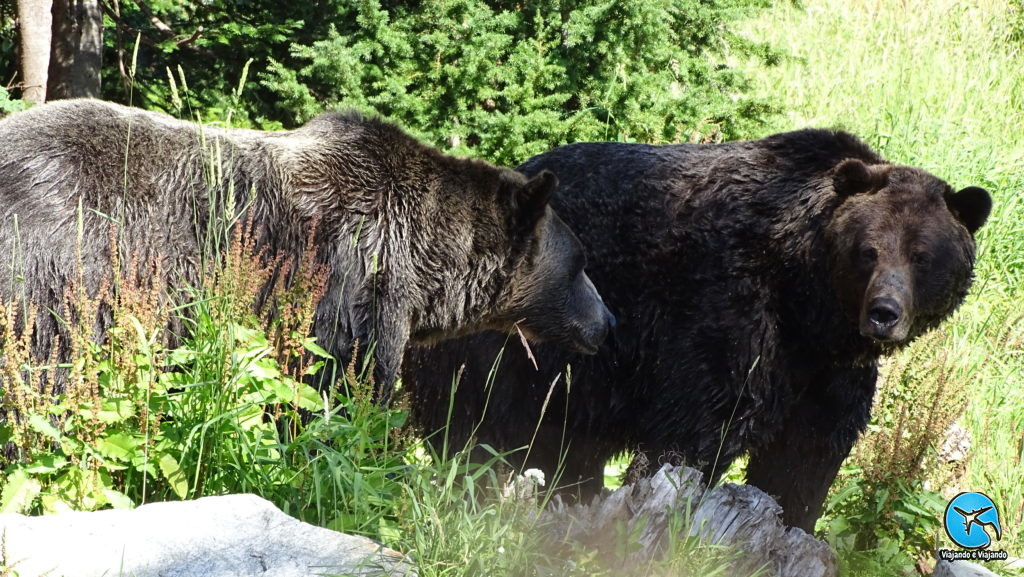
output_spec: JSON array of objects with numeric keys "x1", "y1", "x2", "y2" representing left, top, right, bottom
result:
[
  {"x1": 861, "y1": 296, "x2": 909, "y2": 342},
  {"x1": 858, "y1": 263, "x2": 915, "y2": 343},
  {"x1": 868, "y1": 296, "x2": 901, "y2": 327},
  {"x1": 563, "y1": 271, "x2": 615, "y2": 354},
  {"x1": 571, "y1": 304, "x2": 615, "y2": 355}
]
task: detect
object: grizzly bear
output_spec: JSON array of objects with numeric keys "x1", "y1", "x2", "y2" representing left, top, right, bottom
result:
[
  {"x1": 0, "y1": 99, "x2": 614, "y2": 400},
  {"x1": 405, "y1": 129, "x2": 991, "y2": 530}
]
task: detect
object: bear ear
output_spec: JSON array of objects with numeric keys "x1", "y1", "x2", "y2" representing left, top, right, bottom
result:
[
  {"x1": 832, "y1": 158, "x2": 883, "y2": 197},
  {"x1": 513, "y1": 170, "x2": 557, "y2": 223},
  {"x1": 945, "y1": 186, "x2": 992, "y2": 234}
]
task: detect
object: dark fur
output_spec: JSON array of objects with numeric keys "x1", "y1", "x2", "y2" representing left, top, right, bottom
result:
[
  {"x1": 405, "y1": 129, "x2": 991, "y2": 530},
  {"x1": 0, "y1": 99, "x2": 614, "y2": 399}
]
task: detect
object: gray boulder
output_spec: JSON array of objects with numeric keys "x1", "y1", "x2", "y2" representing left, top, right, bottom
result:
[
  {"x1": 933, "y1": 560, "x2": 999, "y2": 577},
  {"x1": 0, "y1": 494, "x2": 412, "y2": 577}
]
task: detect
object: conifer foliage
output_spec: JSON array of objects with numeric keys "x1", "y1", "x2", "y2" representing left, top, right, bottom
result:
[{"x1": 259, "y1": 0, "x2": 772, "y2": 164}]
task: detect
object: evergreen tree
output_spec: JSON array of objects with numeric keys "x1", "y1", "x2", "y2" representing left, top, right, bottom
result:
[{"x1": 261, "y1": 0, "x2": 775, "y2": 164}]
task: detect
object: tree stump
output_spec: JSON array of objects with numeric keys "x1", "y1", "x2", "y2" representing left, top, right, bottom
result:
[{"x1": 542, "y1": 464, "x2": 837, "y2": 577}]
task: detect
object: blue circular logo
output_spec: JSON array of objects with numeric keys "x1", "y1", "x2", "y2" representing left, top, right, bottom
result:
[{"x1": 944, "y1": 492, "x2": 1002, "y2": 550}]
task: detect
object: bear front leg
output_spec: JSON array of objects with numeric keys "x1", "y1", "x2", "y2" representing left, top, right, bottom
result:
[
  {"x1": 373, "y1": 310, "x2": 411, "y2": 404},
  {"x1": 745, "y1": 364, "x2": 877, "y2": 532}
]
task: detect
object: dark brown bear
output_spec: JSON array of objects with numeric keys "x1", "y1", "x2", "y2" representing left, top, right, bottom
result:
[
  {"x1": 0, "y1": 99, "x2": 614, "y2": 399},
  {"x1": 405, "y1": 129, "x2": 991, "y2": 530}
]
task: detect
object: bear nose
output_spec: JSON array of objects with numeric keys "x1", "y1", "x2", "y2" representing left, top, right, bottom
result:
[
  {"x1": 868, "y1": 297, "x2": 902, "y2": 328},
  {"x1": 576, "y1": 305, "x2": 615, "y2": 354},
  {"x1": 593, "y1": 307, "x2": 615, "y2": 341}
]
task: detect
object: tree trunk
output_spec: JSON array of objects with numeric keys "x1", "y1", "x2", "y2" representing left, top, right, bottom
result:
[
  {"x1": 16, "y1": 0, "x2": 52, "y2": 103},
  {"x1": 47, "y1": 0, "x2": 102, "y2": 99},
  {"x1": 542, "y1": 464, "x2": 839, "y2": 577}
]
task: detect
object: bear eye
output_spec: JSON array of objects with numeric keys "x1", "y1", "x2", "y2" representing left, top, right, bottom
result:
[
  {"x1": 911, "y1": 251, "x2": 931, "y2": 267},
  {"x1": 859, "y1": 246, "x2": 878, "y2": 264}
]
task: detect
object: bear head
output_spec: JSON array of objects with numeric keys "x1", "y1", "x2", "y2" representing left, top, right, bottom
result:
[
  {"x1": 413, "y1": 168, "x2": 615, "y2": 355},
  {"x1": 826, "y1": 158, "x2": 991, "y2": 350},
  {"x1": 482, "y1": 170, "x2": 615, "y2": 354}
]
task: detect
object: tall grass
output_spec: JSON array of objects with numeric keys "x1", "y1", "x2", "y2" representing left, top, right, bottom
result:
[{"x1": 743, "y1": 0, "x2": 1024, "y2": 572}]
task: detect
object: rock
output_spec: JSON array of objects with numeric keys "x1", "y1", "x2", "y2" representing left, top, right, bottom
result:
[
  {"x1": 0, "y1": 494, "x2": 413, "y2": 577},
  {"x1": 543, "y1": 464, "x2": 837, "y2": 577},
  {"x1": 933, "y1": 560, "x2": 999, "y2": 577},
  {"x1": 938, "y1": 423, "x2": 971, "y2": 463},
  {"x1": 932, "y1": 422, "x2": 972, "y2": 498}
]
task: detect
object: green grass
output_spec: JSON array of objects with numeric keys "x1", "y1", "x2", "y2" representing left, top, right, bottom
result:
[{"x1": 742, "y1": 0, "x2": 1024, "y2": 572}]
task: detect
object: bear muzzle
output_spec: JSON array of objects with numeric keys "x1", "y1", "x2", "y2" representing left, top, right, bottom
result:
[
  {"x1": 570, "y1": 304, "x2": 616, "y2": 354},
  {"x1": 859, "y1": 267, "x2": 913, "y2": 343},
  {"x1": 862, "y1": 297, "x2": 906, "y2": 340}
]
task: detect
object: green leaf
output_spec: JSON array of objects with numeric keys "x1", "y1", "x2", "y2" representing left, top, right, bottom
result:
[
  {"x1": 244, "y1": 359, "x2": 281, "y2": 381},
  {"x1": 294, "y1": 382, "x2": 323, "y2": 411},
  {"x1": 40, "y1": 494, "x2": 74, "y2": 514},
  {"x1": 167, "y1": 347, "x2": 197, "y2": 366},
  {"x1": 1, "y1": 469, "x2": 42, "y2": 513},
  {"x1": 27, "y1": 414, "x2": 61, "y2": 440},
  {"x1": 829, "y1": 515, "x2": 851, "y2": 536},
  {"x1": 873, "y1": 486, "x2": 890, "y2": 513},
  {"x1": 93, "y1": 398, "x2": 139, "y2": 424},
  {"x1": 263, "y1": 378, "x2": 321, "y2": 410},
  {"x1": 388, "y1": 410, "x2": 408, "y2": 428},
  {"x1": 23, "y1": 455, "x2": 69, "y2": 474},
  {"x1": 378, "y1": 518, "x2": 402, "y2": 543},
  {"x1": 128, "y1": 315, "x2": 154, "y2": 357},
  {"x1": 102, "y1": 489, "x2": 135, "y2": 509},
  {"x1": 0, "y1": 424, "x2": 13, "y2": 446},
  {"x1": 96, "y1": 433, "x2": 142, "y2": 461},
  {"x1": 892, "y1": 510, "x2": 918, "y2": 526},
  {"x1": 158, "y1": 453, "x2": 190, "y2": 499},
  {"x1": 234, "y1": 402, "x2": 266, "y2": 429},
  {"x1": 303, "y1": 360, "x2": 326, "y2": 376},
  {"x1": 303, "y1": 339, "x2": 332, "y2": 359}
]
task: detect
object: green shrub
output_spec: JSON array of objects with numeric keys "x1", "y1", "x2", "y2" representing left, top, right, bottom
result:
[
  {"x1": 259, "y1": 0, "x2": 774, "y2": 165},
  {"x1": 87, "y1": 1, "x2": 775, "y2": 161},
  {"x1": 0, "y1": 86, "x2": 26, "y2": 115}
]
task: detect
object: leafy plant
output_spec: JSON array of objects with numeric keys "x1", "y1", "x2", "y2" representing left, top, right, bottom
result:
[
  {"x1": 816, "y1": 329, "x2": 970, "y2": 570},
  {"x1": 260, "y1": 0, "x2": 776, "y2": 165},
  {"x1": 0, "y1": 219, "x2": 411, "y2": 542},
  {"x1": 824, "y1": 471, "x2": 946, "y2": 575},
  {"x1": 0, "y1": 86, "x2": 26, "y2": 115}
]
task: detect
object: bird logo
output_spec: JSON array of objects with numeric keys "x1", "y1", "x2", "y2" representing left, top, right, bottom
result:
[{"x1": 944, "y1": 492, "x2": 1002, "y2": 550}]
